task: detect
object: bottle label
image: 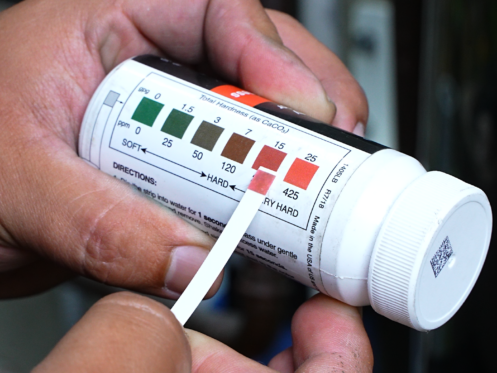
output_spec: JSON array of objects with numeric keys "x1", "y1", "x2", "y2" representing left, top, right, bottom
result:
[{"x1": 80, "y1": 58, "x2": 373, "y2": 293}]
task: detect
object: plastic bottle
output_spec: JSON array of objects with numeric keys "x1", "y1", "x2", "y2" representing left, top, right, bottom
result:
[{"x1": 79, "y1": 55, "x2": 492, "y2": 331}]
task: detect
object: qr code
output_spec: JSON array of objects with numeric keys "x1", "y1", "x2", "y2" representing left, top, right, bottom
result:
[{"x1": 430, "y1": 236, "x2": 453, "y2": 278}]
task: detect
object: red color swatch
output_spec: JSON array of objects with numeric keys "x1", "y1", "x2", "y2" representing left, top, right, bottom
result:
[
  {"x1": 248, "y1": 170, "x2": 276, "y2": 195},
  {"x1": 284, "y1": 158, "x2": 319, "y2": 190},
  {"x1": 252, "y1": 145, "x2": 287, "y2": 172}
]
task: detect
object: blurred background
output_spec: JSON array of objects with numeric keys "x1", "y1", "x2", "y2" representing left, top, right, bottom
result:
[{"x1": 1, "y1": 0, "x2": 496, "y2": 372}]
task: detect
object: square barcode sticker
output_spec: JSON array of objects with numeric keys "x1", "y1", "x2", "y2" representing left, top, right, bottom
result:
[{"x1": 430, "y1": 236, "x2": 454, "y2": 278}]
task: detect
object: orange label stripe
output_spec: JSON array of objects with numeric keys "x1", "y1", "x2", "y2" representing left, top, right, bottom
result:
[{"x1": 211, "y1": 85, "x2": 270, "y2": 107}]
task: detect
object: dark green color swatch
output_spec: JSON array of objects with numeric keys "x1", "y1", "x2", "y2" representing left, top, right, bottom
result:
[
  {"x1": 190, "y1": 121, "x2": 224, "y2": 151},
  {"x1": 132, "y1": 97, "x2": 164, "y2": 127},
  {"x1": 161, "y1": 109, "x2": 194, "y2": 139}
]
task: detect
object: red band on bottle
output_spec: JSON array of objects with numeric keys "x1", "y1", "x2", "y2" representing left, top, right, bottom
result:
[{"x1": 211, "y1": 85, "x2": 269, "y2": 107}]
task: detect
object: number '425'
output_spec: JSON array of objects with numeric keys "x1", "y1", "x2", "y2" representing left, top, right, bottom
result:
[{"x1": 283, "y1": 188, "x2": 299, "y2": 200}]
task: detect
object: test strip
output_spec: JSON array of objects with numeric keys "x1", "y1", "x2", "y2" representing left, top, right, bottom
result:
[{"x1": 171, "y1": 168, "x2": 276, "y2": 326}]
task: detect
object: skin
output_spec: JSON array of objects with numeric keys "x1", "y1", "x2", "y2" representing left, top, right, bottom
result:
[
  {"x1": 33, "y1": 292, "x2": 373, "y2": 373},
  {"x1": 0, "y1": 0, "x2": 371, "y2": 370}
]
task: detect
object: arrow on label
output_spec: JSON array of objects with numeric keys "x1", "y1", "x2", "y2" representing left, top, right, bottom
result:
[
  {"x1": 140, "y1": 148, "x2": 201, "y2": 175},
  {"x1": 139, "y1": 149, "x2": 245, "y2": 193}
]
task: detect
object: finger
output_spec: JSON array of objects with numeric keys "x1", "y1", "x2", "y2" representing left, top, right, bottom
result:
[
  {"x1": 33, "y1": 292, "x2": 191, "y2": 373},
  {"x1": 290, "y1": 294, "x2": 373, "y2": 372},
  {"x1": 0, "y1": 0, "x2": 330, "y2": 299},
  {"x1": 0, "y1": 1, "x2": 223, "y2": 299},
  {"x1": 267, "y1": 10, "x2": 369, "y2": 133},
  {"x1": 118, "y1": 0, "x2": 336, "y2": 123},
  {"x1": 0, "y1": 245, "x2": 37, "y2": 272},
  {"x1": 0, "y1": 138, "x2": 222, "y2": 298},
  {"x1": 0, "y1": 259, "x2": 75, "y2": 299},
  {"x1": 267, "y1": 347, "x2": 294, "y2": 373},
  {"x1": 186, "y1": 329, "x2": 275, "y2": 373}
]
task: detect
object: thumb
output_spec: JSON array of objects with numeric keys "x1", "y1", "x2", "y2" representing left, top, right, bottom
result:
[
  {"x1": 289, "y1": 295, "x2": 373, "y2": 372},
  {"x1": 33, "y1": 292, "x2": 191, "y2": 373},
  {"x1": 0, "y1": 136, "x2": 220, "y2": 298}
]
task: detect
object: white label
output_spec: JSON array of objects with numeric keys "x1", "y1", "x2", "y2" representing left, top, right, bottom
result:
[{"x1": 80, "y1": 60, "x2": 371, "y2": 293}]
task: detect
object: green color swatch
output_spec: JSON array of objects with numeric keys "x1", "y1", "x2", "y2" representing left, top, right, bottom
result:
[
  {"x1": 161, "y1": 109, "x2": 194, "y2": 139},
  {"x1": 190, "y1": 121, "x2": 224, "y2": 151},
  {"x1": 131, "y1": 97, "x2": 164, "y2": 127}
]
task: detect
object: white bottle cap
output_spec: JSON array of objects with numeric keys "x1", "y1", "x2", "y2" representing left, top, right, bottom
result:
[{"x1": 368, "y1": 171, "x2": 492, "y2": 331}]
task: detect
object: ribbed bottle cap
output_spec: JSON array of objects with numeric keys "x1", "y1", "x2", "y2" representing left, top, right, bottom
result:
[{"x1": 368, "y1": 171, "x2": 492, "y2": 331}]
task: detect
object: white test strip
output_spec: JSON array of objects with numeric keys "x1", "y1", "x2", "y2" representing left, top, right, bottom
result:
[{"x1": 171, "y1": 168, "x2": 276, "y2": 326}]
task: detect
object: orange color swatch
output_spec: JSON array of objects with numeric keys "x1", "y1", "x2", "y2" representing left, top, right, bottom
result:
[{"x1": 284, "y1": 158, "x2": 319, "y2": 190}]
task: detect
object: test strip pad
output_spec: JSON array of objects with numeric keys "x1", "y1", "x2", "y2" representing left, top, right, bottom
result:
[{"x1": 171, "y1": 168, "x2": 276, "y2": 325}]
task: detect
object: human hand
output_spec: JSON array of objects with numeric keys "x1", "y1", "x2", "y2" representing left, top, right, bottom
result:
[
  {"x1": 32, "y1": 292, "x2": 373, "y2": 372},
  {"x1": 0, "y1": 0, "x2": 367, "y2": 298}
]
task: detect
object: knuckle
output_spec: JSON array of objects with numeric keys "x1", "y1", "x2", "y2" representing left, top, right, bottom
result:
[{"x1": 80, "y1": 204, "x2": 128, "y2": 283}]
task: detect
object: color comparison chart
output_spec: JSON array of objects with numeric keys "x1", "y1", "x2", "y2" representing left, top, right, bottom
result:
[
  {"x1": 131, "y1": 96, "x2": 319, "y2": 191},
  {"x1": 108, "y1": 72, "x2": 351, "y2": 229}
]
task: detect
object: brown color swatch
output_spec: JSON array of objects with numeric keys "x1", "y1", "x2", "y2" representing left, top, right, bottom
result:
[{"x1": 221, "y1": 133, "x2": 256, "y2": 164}]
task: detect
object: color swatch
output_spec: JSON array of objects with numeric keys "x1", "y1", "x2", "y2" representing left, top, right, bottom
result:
[
  {"x1": 221, "y1": 133, "x2": 256, "y2": 164},
  {"x1": 161, "y1": 109, "x2": 194, "y2": 139},
  {"x1": 132, "y1": 97, "x2": 164, "y2": 126},
  {"x1": 284, "y1": 158, "x2": 319, "y2": 190},
  {"x1": 191, "y1": 121, "x2": 224, "y2": 151},
  {"x1": 252, "y1": 145, "x2": 287, "y2": 172},
  {"x1": 131, "y1": 93, "x2": 323, "y2": 193}
]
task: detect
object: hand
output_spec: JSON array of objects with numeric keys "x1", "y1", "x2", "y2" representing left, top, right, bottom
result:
[
  {"x1": 0, "y1": 1, "x2": 372, "y2": 370},
  {"x1": 32, "y1": 292, "x2": 373, "y2": 372},
  {"x1": 0, "y1": 0, "x2": 367, "y2": 298}
]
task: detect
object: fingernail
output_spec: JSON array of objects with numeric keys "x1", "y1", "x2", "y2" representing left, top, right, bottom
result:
[
  {"x1": 165, "y1": 246, "x2": 209, "y2": 294},
  {"x1": 262, "y1": 37, "x2": 336, "y2": 123},
  {"x1": 0, "y1": 246, "x2": 37, "y2": 272},
  {"x1": 327, "y1": 95, "x2": 337, "y2": 118},
  {"x1": 329, "y1": 298, "x2": 362, "y2": 319},
  {"x1": 353, "y1": 122, "x2": 365, "y2": 137}
]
